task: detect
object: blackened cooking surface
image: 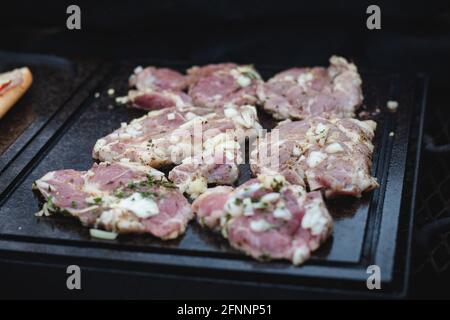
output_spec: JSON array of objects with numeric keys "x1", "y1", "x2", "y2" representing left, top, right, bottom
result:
[
  {"x1": 0, "y1": 52, "x2": 95, "y2": 159},
  {"x1": 0, "y1": 63, "x2": 385, "y2": 260},
  {"x1": 0, "y1": 61, "x2": 423, "y2": 292}
]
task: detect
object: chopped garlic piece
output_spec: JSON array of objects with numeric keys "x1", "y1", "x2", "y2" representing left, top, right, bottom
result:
[
  {"x1": 297, "y1": 72, "x2": 314, "y2": 87},
  {"x1": 260, "y1": 193, "x2": 280, "y2": 203},
  {"x1": 250, "y1": 219, "x2": 273, "y2": 232},
  {"x1": 125, "y1": 126, "x2": 141, "y2": 137},
  {"x1": 292, "y1": 146, "x2": 302, "y2": 157},
  {"x1": 237, "y1": 75, "x2": 251, "y2": 87},
  {"x1": 90, "y1": 229, "x2": 118, "y2": 240},
  {"x1": 242, "y1": 198, "x2": 254, "y2": 215},
  {"x1": 307, "y1": 151, "x2": 327, "y2": 168},
  {"x1": 315, "y1": 122, "x2": 327, "y2": 134},
  {"x1": 186, "y1": 176, "x2": 207, "y2": 198},
  {"x1": 273, "y1": 207, "x2": 292, "y2": 220},
  {"x1": 258, "y1": 175, "x2": 286, "y2": 191},
  {"x1": 116, "y1": 193, "x2": 159, "y2": 218},
  {"x1": 292, "y1": 246, "x2": 310, "y2": 265},
  {"x1": 224, "y1": 105, "x2": 258, "y2": 129},
  {"x1": 325, "y1": 142, "x2": 344, "y2": 153},
  {"x1": 224, "y1": 107, "x2": 238, "y2": 118},
  {"x1": 225, "y1": 198, "x2": 243, "y2": 216},
  {"x1": 115, "y1": 96, "x2": 129, "y2": 104},
  {"x1": 387, "y1": 100, "x2": 398, "y2": 112},
  {"x1": 302, "y1": 198, "x2": 328, "y2": 236},
  {"x1": 134, "y1": 65, "x2": 143, "y2": 74},
  {"x1": 107, "y1": 88, "x2": 115, "y2": 96}
]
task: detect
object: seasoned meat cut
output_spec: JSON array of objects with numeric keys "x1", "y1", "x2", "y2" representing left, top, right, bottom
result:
[
  {"x1": 257, "y1": 56, "x2": 363, "y2": 120},
  {"x1": 187, "y1": 63, "x2": 262, "y2": 109},
  {"x1": 250, "y1": 116, "x2": 378, "y2": 198},
  {"x1": 128, "y1": 66, "x2": 192, "y2": 111},
  {"x1": 129, "y1": 66, "x2": 189, "y2": 92},
  {"x1": 33, "y1": 160, "x2": 193, "y2": 240},
  {"x1": 93, "y1": 105, "x2": 262, "y2": 198},
  {"x1": 192, "y1": 175, "x2": 333, "y2": 265},
  {"x1": 192, "y1": 186, "x2": 234, "y2": 230}
]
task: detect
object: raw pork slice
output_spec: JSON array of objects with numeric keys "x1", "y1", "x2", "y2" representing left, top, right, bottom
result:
[
  {"x1": 127, "y1": 66, "x2": 192, "y2": 111},
  {"x1": 128, "y1": 89, "x2": 193, "y2": 112},
  {"x1": 93, "y1": 105, "x2": 262, "y2": 198},
  {"x1": 192, "y1": 175, "x2": 333, "y2": 265},
  {"x1": 187, "y1": 63, "x2": 262, "y2": 109},
  {"x1": 168, "y1": 149, "x2": 240, "y2": 199},
  {"x1": 33, "y1": 160, "x2": 193, "y2": 240},
  {"x1": 250, "y1": 116, "x2": 379, "y2": 198},
  {"x1": 129, "y1": 66, "x2": 188, "y2": 92},
  {"x1": 257, "y1": 56, "x2": 363, "y2": 120},
  {"x1": 192, "y1": 186, "x2": 234, "y2": 230},
  {"x1": 93, "y1": 107, "x2": 214, "y2": 166}
]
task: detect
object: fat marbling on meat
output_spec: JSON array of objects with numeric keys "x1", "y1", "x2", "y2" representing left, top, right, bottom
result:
[
  {"x1": 250, "y1": 116, "x2": 378, "y2": 198},
  {"x1": 257, "y1": 56, "x2": 363, "y2": 120},
  {"x1": 33, "y1": 160, "x2": 193, "y2": 240},
  {"x1": 192, "y1": 175, "x2": 333, "y2": 265}
]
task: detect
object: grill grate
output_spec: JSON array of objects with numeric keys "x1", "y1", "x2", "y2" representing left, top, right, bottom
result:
[{"x1": 413, "y1": 90, "x2": 450, "y2": 279}]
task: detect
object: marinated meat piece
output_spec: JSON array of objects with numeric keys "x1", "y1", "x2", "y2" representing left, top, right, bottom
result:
[
  {"x1": 128, "y1": 89, "x2": 192, "y2": 112},
  {"x1": 187, "y1": 63, "x2": 262, "y2": 109},
  {"x1": 93, "y1": 105, "x2": 260, "y2": 167},
  {"x1": 129, "y1": 66, "x2": 188, "y2": 92},
  {"x1": 257, "y1": 56, "x2": 363, "y2": 120},
  {"x1": 33, "y1": 169, "x2": 100, "y2": 226},
  {"x1": 166, "y1": 104, "x2": 261, "y2": 198},
  {"x1": 186, "y1": 63, "x2": 237, "y2": 83},
  {"x1": 192, "y1": 186, "x2": 234, "y2": 230},
  {"x1": 33, "y1": 160, "x2": 193, "y2": 240},
  {"x1": 192, "y1": 175, "x2": 333, "y2": 265},
  {"x1": 94, "y1": 105, "x2": 262, "y2": 197},
  {"x1": 168, "y1": 130, "x2": 242, "y2": 198},
  {"x1": 251, "y1": 116, "x2": 379, "y2": 198},
  {"x1": 93, "y1": 107, "x2": 189, "y2": 167},
  {"x1": 128, "y1": 66, "x2": 191, "y2": 111},
  {"x1": 224, "y1": 176, "x2": 332, "y2": 265}
]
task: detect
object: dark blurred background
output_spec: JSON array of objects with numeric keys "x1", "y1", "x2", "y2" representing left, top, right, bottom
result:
[
  {"x1": 1, "y1": 0, "x2": 450, "y2": 298},
  {"x1": 1, "y1": 1, "x2": 449, "y2": 73}
]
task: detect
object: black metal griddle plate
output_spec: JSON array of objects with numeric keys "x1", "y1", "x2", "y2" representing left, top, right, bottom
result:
[
  {"x1": 0, "y1": 52, "x2": 106, "y2": 193},
  {"x1": 0, "y1": 60, "x2": 427, "y2": 298}
]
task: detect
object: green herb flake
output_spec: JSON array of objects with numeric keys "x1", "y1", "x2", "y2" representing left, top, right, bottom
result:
[
  {"x1": 93, "y1": 197, "x2": 102, "y2": 204},
  {"x1": 272, "y1": 179, "x2": 284, "y2": 192},
  {"x1": 145, "y1": 175, "x2": 176, "y2": 189},
  {"x1": 114, "y1": 191, "x2": 125, "y2": 199},
  {"x1": 141, "y1": 191, "x2": 158, "y2": 198}
]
